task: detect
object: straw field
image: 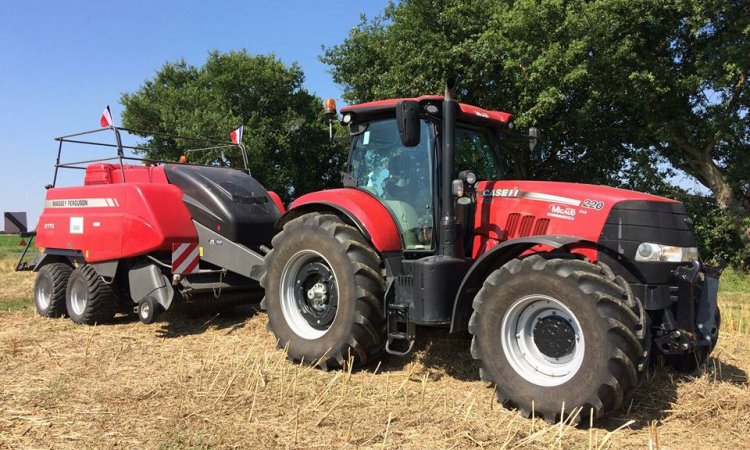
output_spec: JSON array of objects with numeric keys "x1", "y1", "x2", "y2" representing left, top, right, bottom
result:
[{"x1": 1, "y1": 236, "x2": 748, "y2": 449}]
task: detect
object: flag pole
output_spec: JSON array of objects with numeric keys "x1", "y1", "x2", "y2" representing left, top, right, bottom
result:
[
  {"x1": 112, "y1": 126, "x2": 126, "y2": 181},
  {"x1": 239, "y1": 143, "x2": 250, "y2": 174}
]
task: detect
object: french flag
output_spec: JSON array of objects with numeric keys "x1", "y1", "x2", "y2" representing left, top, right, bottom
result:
[
  {"x1": 230, "y1": 125, "x2": 243, "y2": 144},
  {"x1": 100, "y1": 105, "x2": 113, "y2": 127}
]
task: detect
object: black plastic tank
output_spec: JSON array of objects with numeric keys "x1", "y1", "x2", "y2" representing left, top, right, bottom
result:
[{"x1": 164, "y1": 164, "x2": 281, "y2": 247}]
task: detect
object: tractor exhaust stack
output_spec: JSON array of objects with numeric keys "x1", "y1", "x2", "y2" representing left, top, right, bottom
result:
[{"x1": 439, "y1": 77, "x2": 458, "y2": 257}]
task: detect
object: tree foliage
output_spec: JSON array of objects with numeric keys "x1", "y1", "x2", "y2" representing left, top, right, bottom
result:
[
  {"x1": 322, "y1": 0, "x2": 750, "y2": 260},
  {"x1": 121, "y1": 50, "x2": 345, "y2": 202}
]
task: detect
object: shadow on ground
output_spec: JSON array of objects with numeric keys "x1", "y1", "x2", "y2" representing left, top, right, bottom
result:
[
  {"x1": 154, "y1": 303, "x2": 260, "y2": 338},
  {"x1": 376, "y1": 326, "x2": 748, "y2": 430}
]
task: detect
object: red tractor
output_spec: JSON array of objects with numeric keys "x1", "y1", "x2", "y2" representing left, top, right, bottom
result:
[{"x1": 261, "y1": 81, "x2": 721, "y2": 422}]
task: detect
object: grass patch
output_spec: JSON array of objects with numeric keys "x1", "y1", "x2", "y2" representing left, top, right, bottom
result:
[
  {"x1": 0, "y1": 233, "x2": 37, "y2": 262},
  {"x1": 1, "y1": 296, "x2": 32, "y2": 313},
  {"x1": 719, "y1": 266, "x2": 750, "y2": 293},
  {"x1": 0, "y1": 258, "x2": 35, "y2": 313}
]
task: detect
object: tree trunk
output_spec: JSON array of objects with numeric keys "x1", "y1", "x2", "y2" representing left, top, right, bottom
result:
[{"x1": 675, "y1": 142, "x2": 749, "y2": 245}]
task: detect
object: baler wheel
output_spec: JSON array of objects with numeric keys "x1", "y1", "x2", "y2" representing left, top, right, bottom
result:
[
  {"x1": 33, "y1": 262, "x2": 72, "y2": 317},
  {"x1": 65, "y1": 265, "x2": 118, "y2": 325},
  {"x1": 469, "y1": 255, "x2": 646, "y2": 423},
  {"x1": 137, "y1": 296, "x2": 162, "y2": 324},
  {"x1": 261, "y1": 213, "x2": 386, "y2": 370}
]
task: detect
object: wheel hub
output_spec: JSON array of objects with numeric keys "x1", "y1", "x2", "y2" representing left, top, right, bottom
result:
[
  {"x1": 501, "y1": 294, "x2": 585, "y2": 387},
  {"x1": 533, "y1": 315, "x2": 576, "y2": 358},
  {"x1": 140, "y1": 302, "x2": 151, "y2": 318},
  {"x1": 280, "y1": 250, "x2": 339, "y2": 339},
  {"x1": 36, "y1": 278, "x2": 52, "y2": 309},
  {"x1": 306, "y1": 282, "x2": 328, "y2": 309},
  {"x1": 69, "y1": 279, "x2": 88, "y2": 316}
]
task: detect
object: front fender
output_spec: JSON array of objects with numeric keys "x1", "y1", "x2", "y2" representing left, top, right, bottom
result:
[
  {"x1": 450, "y1": 235, "x2": 596, "y2": 332},
  {"x1": 278, "y1": 188, "x2": 402, "y2": 253}
]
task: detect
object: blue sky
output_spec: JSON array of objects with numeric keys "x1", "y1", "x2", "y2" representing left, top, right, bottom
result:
[{"x1": 0, "y1": 0, "x2": 389, "y2": 228}]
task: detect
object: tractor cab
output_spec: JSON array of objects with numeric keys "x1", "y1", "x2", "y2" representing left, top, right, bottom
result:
[{"x1": 340, "y1": 95, "x2": 513, "y2": 255}]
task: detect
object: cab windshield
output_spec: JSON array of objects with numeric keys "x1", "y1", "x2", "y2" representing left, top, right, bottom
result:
[
  {"x1": 349, "y1": 119, "x2": 434, "y2": 250},
  {"x1": 455, "y1": 126, "x2": 504, "y2": 180}
]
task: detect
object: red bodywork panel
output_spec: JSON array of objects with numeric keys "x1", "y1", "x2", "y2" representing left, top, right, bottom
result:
[
  {"x1": 341, "y1": 95, "x2": 512, "y2": 127},
  {"x1": 37, "y1": 164, "x2": 197, "y2": 262},
  {"x1": 289, "y1": 189, "x2": 402, "y2": 252},
  {"x1": 471, "y1": 180, "x2": 676, "y2": 261},
  {"x1": 267, "y1": 191, "x2": 286, "y2": 214}
]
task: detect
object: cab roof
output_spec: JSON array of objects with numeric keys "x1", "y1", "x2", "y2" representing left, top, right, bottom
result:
[{"x1": 340, "y1": 95, "x2": 513, "y2": 128}]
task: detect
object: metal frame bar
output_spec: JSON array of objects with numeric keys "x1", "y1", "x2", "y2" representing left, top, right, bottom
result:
[{"x1": 49, "y1": 126, "x2": 250, "y2": 187}]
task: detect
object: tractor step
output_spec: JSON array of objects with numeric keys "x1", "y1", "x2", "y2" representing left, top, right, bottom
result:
[{"x1": 385, "y1": 301, "x2": 415, "y2": 356}]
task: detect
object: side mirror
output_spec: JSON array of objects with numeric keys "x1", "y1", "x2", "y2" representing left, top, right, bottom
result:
[
  {"x1": 396, "y1": 100, "x2": 421, "y2": 147},
  {"x1": 529, "y1": 127, "x2": 541, "y2": 162}
]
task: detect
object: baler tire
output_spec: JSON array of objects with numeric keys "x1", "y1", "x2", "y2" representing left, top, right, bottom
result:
[
  {"x1": 137, "y1": 296, "x2": 162, "y2": 324},
  {"x1": 261, "y1": 213, "x2": 386, "y2": 370},
  {"x1": 33, "y1": 263, "x2": 72, "y2": 318},
  {"x1": 65, "y1": 265, "x2": 118, "y2": 325},
  {"x1": 469, "y1": 254, "x2": 645, "y2": 424}
]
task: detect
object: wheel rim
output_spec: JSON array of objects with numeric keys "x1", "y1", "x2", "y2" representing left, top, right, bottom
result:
[
  {"x1": 69, "y1": 278, "x2": 88, "y2": 316},
  {"x1": 501, "y1": 294, "x2": 585, "y2": 387},
  {"x1": 36, "y1": 276, "x2": 52, "y2": 310},
  {"x1": 140, "y1": 302, "x2": 151, "y2": 320},
  {"x1": 279, "y1": 249, "x2": 339, "y2": 340}
]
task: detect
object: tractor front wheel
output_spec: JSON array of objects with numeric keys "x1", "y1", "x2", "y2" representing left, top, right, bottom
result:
[
  {"x1": 261, "y1": 213, "x2": 385, "y2": 369},
  {"x1": 469, "y1": 255, "x2": 646, "y2": 423}
]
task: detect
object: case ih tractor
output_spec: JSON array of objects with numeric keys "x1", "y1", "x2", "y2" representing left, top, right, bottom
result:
[
  {"x1": 23, "y1": 81, "x2": 721, "y2": 423},
  {"x1": 260, "y1": 82, "x2": 721, "y2": 423}
]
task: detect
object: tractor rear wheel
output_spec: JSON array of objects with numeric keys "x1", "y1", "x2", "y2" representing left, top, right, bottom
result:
[
  {"x1": 469, "y1": 255, "x2": 647, "y2": 423},
  {"x1": 34, "y1": 262, "x2": 72, "y2": 317},
  {"x1": 261, "y1": 213, "x2": 385, "y2": 369},
  {"x1": 66, "y1": 265, "x2": 118, "y2": 325}
]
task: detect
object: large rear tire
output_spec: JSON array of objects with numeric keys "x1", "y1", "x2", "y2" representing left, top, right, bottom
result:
[
  {"x1": 261, "y1": 213, "x2": 386, "y2": 369},
  {"x1": 469, "y1": 255, "x2": 647, "y2": 423},
  {"x1": 33, "y1": 263, "x2": 72, "y2": 317},
  {"x1": 66, "y1": 265, "x2": 118, "y2": 325}
]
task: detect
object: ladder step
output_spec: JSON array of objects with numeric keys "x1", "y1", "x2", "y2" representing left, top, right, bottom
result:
[{"x1": 388, "y1": 303, "x2": 409, "y2": 312}]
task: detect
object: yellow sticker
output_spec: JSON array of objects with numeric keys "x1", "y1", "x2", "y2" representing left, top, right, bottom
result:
[{"x1": 199, "y1": 246, "x2": 204, "y2": 257}]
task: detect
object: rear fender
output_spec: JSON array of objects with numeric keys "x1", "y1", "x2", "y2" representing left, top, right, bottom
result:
[
  {"x1": 278, "y1": 189, "x2": 401, "y2": 253},
  {"x1": 450, "y1": 235, "x2": 596, "y2": 333},
  {"x1": 33, "y1": 250, "x2": 84, "y2": 271}
]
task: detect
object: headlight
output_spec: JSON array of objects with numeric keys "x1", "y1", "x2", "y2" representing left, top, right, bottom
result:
[
  {"x1": 635, "y1": 243, "x2": 699, "y2": 262},
  {"x1": 451, "y1": 179, "x2": 465, "y2": 197}
]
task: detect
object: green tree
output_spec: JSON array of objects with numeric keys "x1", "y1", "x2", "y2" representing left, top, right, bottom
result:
[
  {"x1": 121, "y1": 50, "x2": 345, "y2": 202},
  {"x1": 322, "y1": 0, "x2": 750, "y2": 256}
]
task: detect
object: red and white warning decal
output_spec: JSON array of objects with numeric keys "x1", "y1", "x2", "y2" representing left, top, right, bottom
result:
[
  {"x1": 171, "y1": 243, "x2": 200, "y2": 274},
  {"x1": 45, "y1": 198, "x2": 120, "y2": 208}
]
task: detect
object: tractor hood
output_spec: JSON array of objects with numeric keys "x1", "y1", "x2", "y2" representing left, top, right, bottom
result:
[{"x1": 471, "y1": 180, "x2": 682, "y2": 259}]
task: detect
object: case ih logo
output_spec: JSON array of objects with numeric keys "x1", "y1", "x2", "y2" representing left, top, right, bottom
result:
[
  {"x1": 480, "y1": 187, "x2": 520, "y2": 198},
  {"x1": 547, "y1": 204, "x2": 576, "y2": 220}
]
